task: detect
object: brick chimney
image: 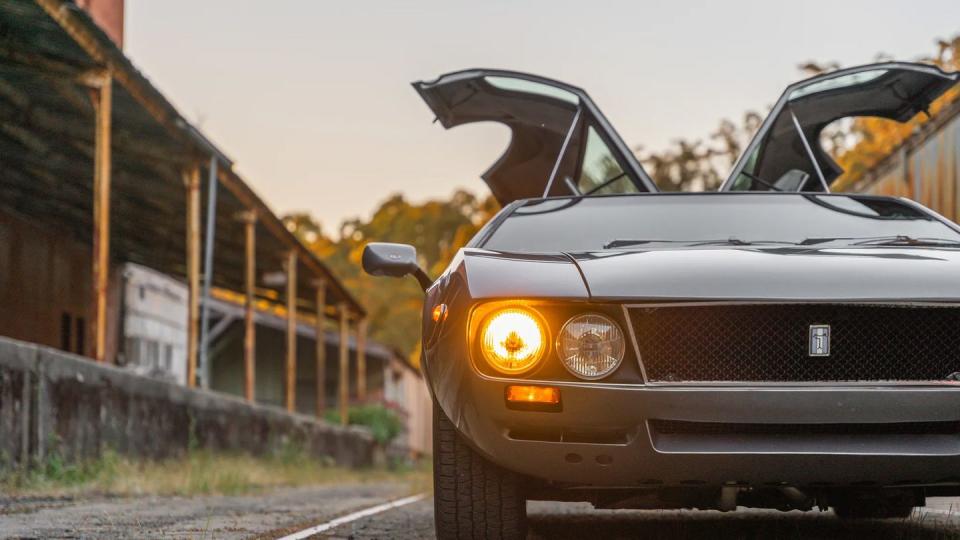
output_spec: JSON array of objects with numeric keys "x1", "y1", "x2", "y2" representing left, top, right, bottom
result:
[{"x1": 75, "y1": 0, "x2": 124, "y2": 48}]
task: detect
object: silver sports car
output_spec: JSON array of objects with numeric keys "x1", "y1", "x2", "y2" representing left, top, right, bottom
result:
[{"x1": 363, "y1": 62, "x2": 960, "y2": 539}]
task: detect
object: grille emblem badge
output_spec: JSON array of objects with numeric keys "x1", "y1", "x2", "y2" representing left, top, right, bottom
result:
[{"x1": 809, "y1": 325, "x2": 831, "y2": 357}]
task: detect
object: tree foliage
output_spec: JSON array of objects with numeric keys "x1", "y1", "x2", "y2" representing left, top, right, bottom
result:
[
  {"x1": 638, "y1": 112, "x2": 764, "y2": 192},
  {"x1": 639, "y1": 34, "x2": 960, "y2": 193},
  {"x1": 284, "y1": 190, "x2": 498, "y2": 363}
]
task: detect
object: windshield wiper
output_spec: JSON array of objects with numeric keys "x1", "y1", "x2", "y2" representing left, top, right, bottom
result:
[
  {"x1": 854, "y1": 235, "x2": 960, "y2": 247},
  {"x1": 689, "y1": 238, "x2": 798, "y2": 247},
  {"x1": 603, "y1": 239, "x2": 693, "y2": 249},
  {"x1": 604, "y1": 238, "x2": 797, "y2": 249},
  {"x1": 802, "y1": 235, "x2": 960, "y2": 247}
]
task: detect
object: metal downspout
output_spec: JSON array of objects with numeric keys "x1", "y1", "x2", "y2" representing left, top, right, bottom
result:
[{"x1": 199, "y1": 155, "x2": 218, "y2": 388}]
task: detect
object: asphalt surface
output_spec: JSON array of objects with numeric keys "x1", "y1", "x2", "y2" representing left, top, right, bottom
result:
[{"x1": 4, "y1": 485, "x2": 960, "y2": 539}]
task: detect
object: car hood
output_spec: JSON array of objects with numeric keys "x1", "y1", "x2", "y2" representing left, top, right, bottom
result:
[{"x1": 567, "y1": 246, "x2": 960, "y2": 302}]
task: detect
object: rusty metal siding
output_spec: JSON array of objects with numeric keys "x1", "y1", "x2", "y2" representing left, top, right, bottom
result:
[
  {"x1": 863, "y1": 111, "x2": 960, "y2": 223},
  {"x1": 0, "y1": 211, "x2": 91, "y2": 353},
  {"x1": 864, "y1": 154, "x2": 911, "y2": 198}
]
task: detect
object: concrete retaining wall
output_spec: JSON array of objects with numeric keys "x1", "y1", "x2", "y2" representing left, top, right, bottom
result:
[{"x1": 0, "y1": 337, "x2": 374, "y2": 469}]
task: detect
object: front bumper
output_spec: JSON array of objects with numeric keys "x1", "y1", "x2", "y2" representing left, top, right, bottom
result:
[{"x1": 445, "y1": 374, "x2": 960, "y2": 487}]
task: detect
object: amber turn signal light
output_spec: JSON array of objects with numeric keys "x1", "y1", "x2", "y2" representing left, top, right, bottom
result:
[{"x1": 505, "y1": 385, "x2": 560, "y2": 405}]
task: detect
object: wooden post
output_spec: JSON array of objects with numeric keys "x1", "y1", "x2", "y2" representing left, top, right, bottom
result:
[
  {"x1": 338, "y1": 302, "x2": 350, "y2": 426},
  {"x1": 91, "y1": 70, "x2": 112, "y2": 362},
  {"x1": 184, "y1": 163, "x2": 201, "y2": 387},
  {"x1": 314, "y1": 280, "x2": 327, "y2": 418},
  {"x1": 240, "y1": 211, "x2": 257, "y2": 402},
  {"x1": 356, "y1": 317, "x2": 367, "y2": 402},
  {"x1": 284, "y1": 250, "x2": 298, "y2": 413}
]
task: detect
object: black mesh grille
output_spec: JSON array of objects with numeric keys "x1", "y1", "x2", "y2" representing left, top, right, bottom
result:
[
  {"x1": 650, "y1": 420, "x2": 960, "y2": 436},
  {"x1": 631, "y1": 304, "x2": 960, "y2": 382}
]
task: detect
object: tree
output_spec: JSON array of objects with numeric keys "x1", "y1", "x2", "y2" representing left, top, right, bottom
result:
[
  {"x1": 638, "y1": 34, "x2": 960, "y2": 193},
  {"x1": 637, "y1": 110, "x2": 764, "y2": 192},
  {"x1": 284, "y1": 190, "x2": 498, "y2": 364}
]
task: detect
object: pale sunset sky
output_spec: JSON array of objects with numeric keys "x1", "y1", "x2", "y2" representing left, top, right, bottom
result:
[{"x1": 125, "y1": 0, "x2": 960, "y2": 233}]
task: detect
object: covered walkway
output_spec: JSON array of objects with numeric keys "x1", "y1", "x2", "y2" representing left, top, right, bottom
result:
[{"x1": 0, "y1": 0, "x2": 370, "y2": 422}]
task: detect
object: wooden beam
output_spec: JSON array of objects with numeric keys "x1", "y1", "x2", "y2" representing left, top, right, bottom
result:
[
  {"x1": 184, "y1": 163, "x2": 201, "y2": 387},
  {"x1": 338, "y1": 303, "x2": 350, "y2": 426},
  {"x1": 214, "y1": 166, "x2": 365, "y2": 319},
  {"x1": 314, "y1": 279, "x2": 327, "y2": 418},
  {"x1": 34, "y1": 0, "x2": 179, "y2": 135},
  {"x1": 284, "y1": 250, "x2": 298, "y2": 413},
  {"x1": 240, "y1": 211, "x2": 257, "y2": 402},
  {"x1": 91, "y1": 70, "x2": 111, "y2": 362},
  {"x1": 356, "y1": 317, "x2": 367, "y2": 402}
]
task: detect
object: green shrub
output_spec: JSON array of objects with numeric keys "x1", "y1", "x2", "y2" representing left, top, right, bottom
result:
[{"x1": 325, "y1": 404, "x2": 402, "y2": 445}]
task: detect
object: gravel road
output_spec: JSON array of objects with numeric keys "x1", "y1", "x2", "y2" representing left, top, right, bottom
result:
[
  {"x1": 311, "y1": 496, "x2": 960, "y2": 540},
  {"x1": 0, "y1": 482, "x2": 414, "y2": 539},
  {"x1": 4, "y1": 485, "x2": 960, "y2": 539}
]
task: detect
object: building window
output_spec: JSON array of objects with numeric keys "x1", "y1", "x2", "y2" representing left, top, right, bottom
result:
[
  {"x1": 146, "y1": 340, "x2": 159, "y2": 370},
  {"x1": 162, "y1": 344, "x2": 173, "y2": 371},
  {"x1": 60, "y1": 313, "x2": 72, "y2": 352},
  {"x1": 75, "y1": 317, "x2": 85, "y2": 355},
  {"x1": 125, "y1": 337, "x2": 140, "y2": 366}
]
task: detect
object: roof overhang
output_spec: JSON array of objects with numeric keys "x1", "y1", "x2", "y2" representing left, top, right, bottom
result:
[{"x1": 0, "y1": 0, "x2": 364, "y2": 317}]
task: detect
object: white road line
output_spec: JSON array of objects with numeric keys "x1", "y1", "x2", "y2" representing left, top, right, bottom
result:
[{"x1": 277, "y1": 493, "x2": 429, "y2": 540}]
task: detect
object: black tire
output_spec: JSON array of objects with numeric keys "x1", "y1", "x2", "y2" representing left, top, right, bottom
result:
[{"x1": 433, "y1": 401, "x2": 527, "y2": 540}]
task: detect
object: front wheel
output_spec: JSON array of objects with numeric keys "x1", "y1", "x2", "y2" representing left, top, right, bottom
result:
[{"x1": 433, "y1": 402, "x2": 527, "y2": 539}]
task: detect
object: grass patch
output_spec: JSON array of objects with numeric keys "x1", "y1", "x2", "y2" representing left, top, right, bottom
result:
[
  {"x1": 325, "y1": 404, "x2": 403, "y2": 445},
  {"x1": 0, "y1": 447, "x2": 430, "y2": 498}
]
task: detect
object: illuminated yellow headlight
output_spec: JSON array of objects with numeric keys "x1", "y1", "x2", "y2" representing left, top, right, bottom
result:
[{"x1": 479, "y1": 307, "x2": 547, "y2": 375}]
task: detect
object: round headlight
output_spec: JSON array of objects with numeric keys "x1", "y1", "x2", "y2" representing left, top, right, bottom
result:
[
  {"x1": 479, "y1": 307, "x2": 547, "y2": 375},
  {"x1": 557, "y1": 313, "x2": 625, "y2": 380}
]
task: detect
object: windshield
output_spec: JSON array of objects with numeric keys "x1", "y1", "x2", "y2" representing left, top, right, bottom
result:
[{"x1": 482, "y1": 194, "x2": 960, "y2": 253}]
